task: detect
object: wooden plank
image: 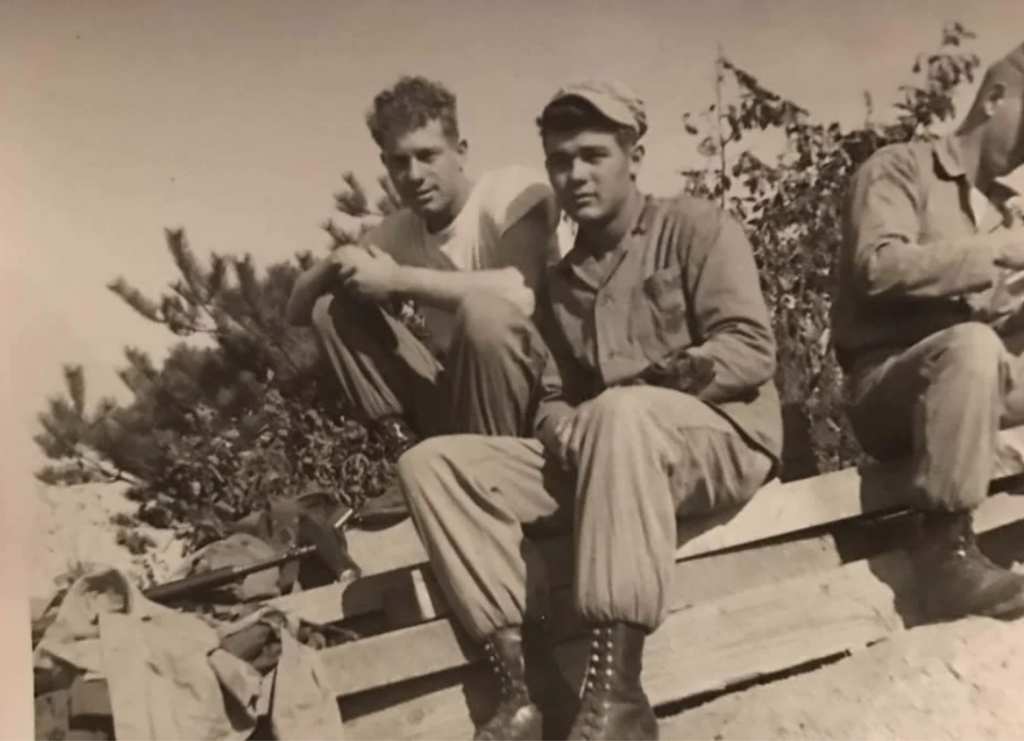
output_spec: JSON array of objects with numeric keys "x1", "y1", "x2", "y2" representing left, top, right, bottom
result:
[
  {"x1": 266, "y1": 522, "x2": 430, "y2": 621},
  {"x1": 340, "y1": 552, "x2": 912, "y2": 741},
  {"x1": 377, "y1": 512, "x2": 907, "y2": 631},
  {"x1": 266, "y1": 425, "x2": 1024, "y2": 627},
  {"x1": 323, "y1": 532, "x2": 847, "y2": 698},
  {"x1": 995, "y1": 425, "x2": 1024, "y2": 477},
  {"x1": 342, "y1": 515, "x2": 1024, "y2": 741},
  {"x1": 325, "y1": 490, "x2": 1024, "y2": 697},
  {"x1": 674, "y1": 424, "x2": 1024, "y2": 561}
]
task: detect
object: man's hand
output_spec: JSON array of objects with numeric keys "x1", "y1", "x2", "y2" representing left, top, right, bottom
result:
[
  {"x1": 334, "y1": 244, "x2": 401, "y2": 303},
  {"x1": 490, "y1": 268, "x2": 536, "y2": 317},
  {"x1": 537, "y1": 414, "x2": 576, "y2": 470},
  {"x1": 991, "y1": 228, "x2": 1024, "y2": 270},
  {"x1": 637, "y1": 350, "x2": 717, "y2": 395}
]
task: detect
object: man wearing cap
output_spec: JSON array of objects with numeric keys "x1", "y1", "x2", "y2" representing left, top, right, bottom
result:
[
  {"x1": 832, "y1": 42, "x2": 1024, "y2": 622},
  {"x1": 398, "y1": 81, "x2": 782, "y2": 740}
]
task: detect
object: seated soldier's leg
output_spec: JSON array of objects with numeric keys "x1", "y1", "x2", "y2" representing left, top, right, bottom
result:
[
  {"x1": 998, "y1": 328, "x2": 1024, "y2": 425},
  {"x1": 443, "y1": 292, "x2": 550, "y2": 437},
  {"x1": 565, "y1": 386, "x2": 772, "y2": 741},
  {"x1": 846, "y1": 322, "x2": 1024, "y2": 621},
  {"x1": 397, "y1": 435, "x2": 579, "y2": 741},
  {"x1": 311, "y1": 291, "x2": 443, "y2": 455}
]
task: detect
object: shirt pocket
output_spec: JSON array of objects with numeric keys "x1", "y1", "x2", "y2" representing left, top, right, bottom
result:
[{"x1": 628, "y1": 266, "x2": 691, "y2": 361}]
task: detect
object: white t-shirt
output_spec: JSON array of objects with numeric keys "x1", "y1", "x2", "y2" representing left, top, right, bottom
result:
[{"x1": 365, "y1": 165, "x2": 562, "y2": 346}]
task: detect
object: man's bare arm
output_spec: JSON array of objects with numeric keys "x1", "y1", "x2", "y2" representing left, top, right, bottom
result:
[
  {"x1": 391, "y1": 265, "x2": 533, "y2": 314},
  {"x1": 389, "y1": 203, "x2": 553, "y2": 316},
  {"x1": 285, "y1": 258, "x2": 339, "y2": 327}
]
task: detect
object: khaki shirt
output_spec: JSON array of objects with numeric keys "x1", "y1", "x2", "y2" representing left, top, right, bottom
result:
[
  {"x1": 832, "y1": 134, "x2": 1023, "y2": 372},
  {"x1": 535, "y1": 193, "x2": 783, "y2": 467}
]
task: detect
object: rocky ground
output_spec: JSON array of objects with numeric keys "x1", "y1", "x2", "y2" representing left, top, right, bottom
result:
[
  {"x1": 30, "y1": 481, "x2": 1024, "y2": 739},
  {"x1": 662, "y1": 616, "x2": 1024, "y2": 740},
  {"x1": 30, "y1": 480, "x2": 186, "y2": 619}
]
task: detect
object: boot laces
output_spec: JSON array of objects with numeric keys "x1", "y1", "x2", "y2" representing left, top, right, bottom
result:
[
  {"x1": 575, "y1": 626, "x2": 615, "y2": 739},
  {"x1": 949, "y1": 522, "x2": 996, "y2": 566},
  {"x1": 480, "y1": 639, "x2": 531, "y2": 730},
  {"x1": 484, "y1": 640, "x2": 515, "y2": 698}
]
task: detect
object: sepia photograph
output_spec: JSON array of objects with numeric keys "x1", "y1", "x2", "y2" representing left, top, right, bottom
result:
[{"x1": 4, "y1": 0, "x2": 1024, "y2": 738}]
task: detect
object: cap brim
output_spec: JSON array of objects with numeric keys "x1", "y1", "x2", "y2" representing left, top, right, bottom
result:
[{"x1": 543, "y1": 91, "x2": 639, "y2": 132}]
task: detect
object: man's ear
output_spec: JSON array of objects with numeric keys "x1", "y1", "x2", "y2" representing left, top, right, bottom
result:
[
  {"x1": 982, "y1": 82, "x2": 1009, "y2": 118},
  {"x1": 629, "y1": 143, "x2": 646, "y2": 180},
  {"x1": 457, "y1": 138, "x2": 469, "y2": 167}
]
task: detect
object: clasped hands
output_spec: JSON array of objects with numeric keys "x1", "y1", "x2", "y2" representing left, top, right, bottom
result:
[
  {"x1": 329, "y1": 244, "x2": 402, "y2": 303},
  {"x1": 972, "y1": 227, "x2": 1024, "y2": 329},
  {"x1": 328, "y1": 243, "x2": 534, "y2": 314}
]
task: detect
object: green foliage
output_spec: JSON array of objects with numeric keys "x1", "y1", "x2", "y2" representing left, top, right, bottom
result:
[
  {"x1": 680, "y1": 22, "x2": 980, "y2": 473},
  {"x1": 34, "y1": 174, "x2": 404, "y2": 553}
]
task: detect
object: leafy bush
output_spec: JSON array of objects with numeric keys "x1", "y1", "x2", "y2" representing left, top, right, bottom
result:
[
  {"x1": 34, "y1": 23, "x2": 985, "y2": 550},
  {"x1": 679, "y1": 23, "x2": 980, "y2": 473},
  {"x1": 34, "y1": 178, "x2": 407, "y2": 553}
]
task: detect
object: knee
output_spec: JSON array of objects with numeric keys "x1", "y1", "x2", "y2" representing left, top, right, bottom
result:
[
  {"x1": 932, "y1": 323, "x2": 1004, "y2": 380},
  {"x1": 452, "y1": 292, "x2": 528, "y2": 348},
  {"x1": 395, "y1": 436, "x2": 465, "y2": 504},
  {"x1": 584, "y1": 387, "x2": 664, "y2": 430},
  {"x1": 310, "y1": 293, "x2": 338, "y2": 337},
  {"x1": 396, "y1": 437, "x2": 445, "y2": 488}
]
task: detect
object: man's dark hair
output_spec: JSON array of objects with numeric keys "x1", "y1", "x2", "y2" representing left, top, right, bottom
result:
[
  {"x1": 366, "y1": 76, "x2": 461, "y2": 147},
  {"x1": 536, "y1": 98, "x2": 638, "y2": 149}
]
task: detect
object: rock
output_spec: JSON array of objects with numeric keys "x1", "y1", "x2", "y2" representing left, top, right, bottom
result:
[{"x1": 661, "y1": 616, "x2": 1024, "y2": 740}]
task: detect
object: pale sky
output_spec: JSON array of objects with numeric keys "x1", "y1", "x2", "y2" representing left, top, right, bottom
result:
[{"x1": 2, "y1": 0, "x2": 1023, "y2": 480}]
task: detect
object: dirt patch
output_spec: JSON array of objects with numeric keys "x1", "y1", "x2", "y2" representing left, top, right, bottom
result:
[
  {"x1": 30, "y1": 480, "x2": 185, "y2": 617},
  {"x1": 661, "y1": 616, "x2": 1024, "y2": 740}
]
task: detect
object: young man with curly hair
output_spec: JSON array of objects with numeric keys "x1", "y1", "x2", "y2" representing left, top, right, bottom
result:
[
  {"x1": 287, "y1": 77, "x2": 562, "y2": 513},
  {"x1": 396, "y1": 80, "x2": 782, "y2": 740}
]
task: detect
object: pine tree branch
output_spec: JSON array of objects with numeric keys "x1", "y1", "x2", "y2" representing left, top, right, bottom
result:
[
  {"x1": 334, "y1": 172, "x2": 372, "y2": 217},
  {"x1": 224, "y1": 255, "x2": 303, "y2": 375},
  {"x1": 165, "y1": 228, "x2": 208, "y2": 302},
  {"x1": 107, "y1": 277, "x2": 162, "y2": 323},
  {"x1": 63, "y1": 364, "x2": 86, "y2": 418},
  {"x1": 377, "y1": 174, "x2": 403, "y2": 214}
]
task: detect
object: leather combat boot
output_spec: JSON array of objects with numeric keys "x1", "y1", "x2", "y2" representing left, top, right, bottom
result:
[
  {"x1": 377, "y1": 415, "x2": 420, "y2": 459},
  {"x1": 352, "y1": 416, "x2": 419, "y2": 529},
  {"x1": 521, "y1": 620, "x2": 580, "y2": 740},
  {"x1": 567, "y1": 622, "x2": 658, "y2": 741},
  {"x1": 474, "y1": 626, "x2": 544, "y2": 741},
  {"x1": 914, "y1": 510, "x2": 1024, "y2": 622}
]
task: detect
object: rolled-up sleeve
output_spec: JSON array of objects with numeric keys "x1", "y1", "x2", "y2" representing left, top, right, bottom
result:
[{"x1": 848, "y1": 148, "x2": 998, "y2": 300}]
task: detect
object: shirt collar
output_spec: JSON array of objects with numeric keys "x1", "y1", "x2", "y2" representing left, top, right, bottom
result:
[
  {"x1": 554, "y1": 193, "x2": 656, "y2": 274},
  {"x1": 933, "y1": 133, "x2": 1020, "y2": 200},
  {"x1": 933, "y1": 134, "x2": 964, "y2": 181}
]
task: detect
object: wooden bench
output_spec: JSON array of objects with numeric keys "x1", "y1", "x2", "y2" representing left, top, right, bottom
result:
[{"x1": 265, "y1": 426, "x2": 1024, "y2": 740}]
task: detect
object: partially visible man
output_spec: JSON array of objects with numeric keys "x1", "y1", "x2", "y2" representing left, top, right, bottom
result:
[
  {"x1": 397, "y1": 81, "x2": 782, "y2": 740},
  {"x1": 832, "y1": 42, "x2": 1024, "y2": 622},
  {"x1": 287, "y1": 76, "x2": 561, "y2": 467}
]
